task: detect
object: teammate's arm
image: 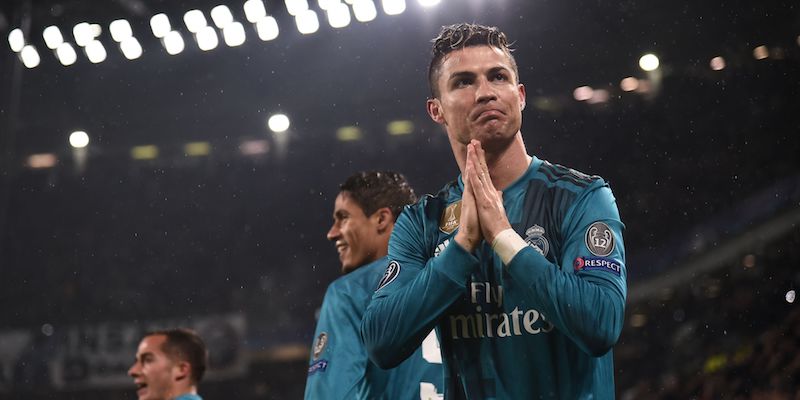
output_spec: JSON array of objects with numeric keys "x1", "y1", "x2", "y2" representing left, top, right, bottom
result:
[{"x1": 304, "y1": 283, "x2": 370, "y2": 399}]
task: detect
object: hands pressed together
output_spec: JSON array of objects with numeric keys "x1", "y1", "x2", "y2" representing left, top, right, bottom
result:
[{"x1": 454, "y1": 140, "x2": 513, "y2": 253}]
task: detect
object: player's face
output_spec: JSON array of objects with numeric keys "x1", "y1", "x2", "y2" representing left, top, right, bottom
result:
[
  {"x1": 428, "y1": 45, "x2": 526, "y2": 148},
  {"x1": 128, "y1": 335, "x2": 180, "y2": 400},
  {"x1": 327, "y1": 192, "x2": 382, "y2": 273}
]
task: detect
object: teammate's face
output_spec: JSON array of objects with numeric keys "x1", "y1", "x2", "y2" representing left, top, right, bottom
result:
[
  {"x1": 327, "y1": 192, "x2": 382, "y2": 273},
  {"x1": 427, "y1": 45, "x2": 526, "y2": 148},
  {"x1": 128, "y1": 335, "x2": 181, "y2": 400}
]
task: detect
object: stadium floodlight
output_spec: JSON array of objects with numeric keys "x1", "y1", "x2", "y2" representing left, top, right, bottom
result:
[
  {"x1": 196, "y1": 26, "x2": 219, "y2": 51},
  {"x1": 382, "y1": 0, "x2": 406, "y2": 15},
  {"x1": 73, "y1": 22, "x2": 94, "y2": 47},
  {"x1": 353, "y1": 0, "x2": 377, "y2": 22},
  {"x1": 69, "y1": 131, "x2": 90, "y2": 148},
  {"x1": 184, "y1": 9, "x2": 208, "y2": 33},
  {"x1": 150, "y1": 13, "x2": 171, "y2": 38},
  {"x1": 8, "y1": 28, "x2": 25, "y2": 52},
  {"x1": 336, "y1": 126, "x2": 362, "y2": 141},
  {"x1": 43, "y1": 26, "x2": 64, "y2": 49},
  {"x1": 268, "y1": 114, "x2": 290, "y2": 133},
  {"x1": 256, "y1": 16, "x2": 279, "y2": 41},
  {"x1": 110, "y1": 19, "x2": 133, "y2": 42},
  {"x1": 752, "y1": 45, "x2": 768, "y2": 60},
  {"x1": 295, "y1": 9, "x2": 319, "y2": 34},
  {"x1": 27, "y1": 153, "x2": 58, "y2": 169},
  {"x1": 318, "y1": 0, "x2": 340, "y2": 10},
  {"x1": 56, "y1": 42, "x2": 78, "y2": 66},
  {"x1": 327, "y1": 3, "x2": 351, "y2": 28},
  {"x1": 285, "y1": 0, "x2": 310, "y2": 16},
  {"x1": 619, "y1": 77, "x2": 638, "y2": 92},
  {"x1": 243, "y1": 0, "x2": 267, "y2": 23},
  {"x1": 638, "y1": 53, "x2": 659, "y2": 71},
  {"x1": 709, "y1": 56, "x2": 726, "y2": 71},
  {"x1": 120, "y1": 37, "x2": 143, "y2": 59},
  {"x1": 20, "y1": 45, "x2": 40, "y2": 68},
  {"x1": 163, "y1": 31, "x2": 185, "y2": 55},
  {"x1": 211, "y1": 5, "x2": 234, "y2": 28},
  {"x1": 573, "y1": 86, "x2": 593, "y2": 101},
  {"x1": 85, "y1": 40, "x2": 107, "y2": 63},
  {"x1": 223, "y1": 22, "x2": 246, "y2": 46},
  {"x1": 417, "y1": 0, "x2": 440, "y2": 6}
]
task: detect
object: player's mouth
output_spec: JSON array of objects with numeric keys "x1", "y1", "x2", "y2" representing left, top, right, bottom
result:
[
  {"x1": 472, "y1": 107, "x2": 504, "y2": 122},
  {"x1": 135, "y1": 382, "x2": 147, "y2": 397},
  {"x1": 335, "y1": 242, "x2": 348, "y2": 256}
]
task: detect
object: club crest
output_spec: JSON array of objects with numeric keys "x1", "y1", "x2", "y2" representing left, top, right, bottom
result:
[
  {"x1": 524, "y1": 225, "x2": 549, "y2": 257},
  {"x1": 585, "y1": 222, "x2": 614, "y2": 257},
  {"x1": 313, "y1": 332, "x2": 328, "y2": 360},
  {"x1": 439, "y1": 201, "x2": 462, "y2": 234}
]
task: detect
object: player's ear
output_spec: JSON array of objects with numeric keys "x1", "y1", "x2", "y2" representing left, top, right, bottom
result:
[
  {"x1": 373, "y1": 207, "x2": 393, "y2": 234},
  {"x1": 427, "y1": 98, "x2": 446, "y2": 125},
  {"x1": 173, "y1": 360, "x2": 191, "y2": 382},
  {"x1": 517, "y1": 83, "x2": 526, "y2": 111}
]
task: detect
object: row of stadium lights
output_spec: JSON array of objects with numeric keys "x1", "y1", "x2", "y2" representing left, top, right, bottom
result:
[
  {"x1": 572, "y1": 40, "x2": 800, "y2": 104},
  {"x1": 25, "y1": 114, "x2": 416, "y2": 169},
  {"x1": 7, "y1": 0, "x2": 442, "y2": 68}
]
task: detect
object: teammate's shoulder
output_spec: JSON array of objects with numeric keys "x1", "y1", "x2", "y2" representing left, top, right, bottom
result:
[
  {"x1": 410, "y1": 179, "x2": 459, "y2": 210},
  {"x1": 329, "y1": 258, "x2": 388, "y2": 293},
  {"x1": 535, "y1": 159, "x2": 606, "y2": 191}
]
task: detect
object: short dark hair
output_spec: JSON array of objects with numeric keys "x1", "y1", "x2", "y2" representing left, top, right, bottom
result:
[
  {"x1": 339, "y1": 171, "x2": 417, "y2": 220},
  {"x1": 427, "y1": 23, "x2": 518, "y2": 98},
  {"x1": 147, "y1": 328, "x2": 208, "y2": 384}
]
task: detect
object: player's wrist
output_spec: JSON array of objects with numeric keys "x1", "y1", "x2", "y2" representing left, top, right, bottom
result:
[
  {"x1": 454, "y1": 230, "x2": 479, "y2": 253},
  {"x1": 491, "y1": 228, "x2": 528, "y2": 265}
]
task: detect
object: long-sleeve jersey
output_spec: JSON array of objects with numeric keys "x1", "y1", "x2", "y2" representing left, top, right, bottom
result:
[
  {"x1": 304, "y1": 256, "x2": 444, "y2": 400},
  {"x1": 361, "y1": 157, "x2": 627, "y2": 399}
]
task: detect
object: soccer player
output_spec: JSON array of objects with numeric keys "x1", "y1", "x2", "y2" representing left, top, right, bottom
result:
[
  {"x1": 128, "y1": 328, "x2": 208, "y2": 400},
  {"x1": 304, "y1": 171, "x2": 444, "y2": 399},
  {"x1": 361, "y1": 23, "x2": 627, "y2": 399}
]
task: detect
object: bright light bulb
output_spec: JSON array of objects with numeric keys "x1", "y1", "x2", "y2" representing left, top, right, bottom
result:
[
  {"x1": 382, "y1": 0, "x2": 406, "y2": 15},
  {"x1": 353, "y1": 0, "x2": 377, "y2": 22},
  {"x1": 20, "y1": 45, "x2": 40, "y2": 68},
  {"x1": 256, "y1": 17, "x2": 279, "y2": 41},
  {"x1": 223, "y1": 22, "x2": 246, "y2": 46},
  {"x1": 150, "y1": 13, "x2": 171, "y2": 38},
  {"x1": 639, "y1": 53, "x2": 659, "y2": 71},
  {"x1": 8, "y1": 28, "x2": 25, "y2": 52},
  {"x1": 327, "y1": 3, "x2": 351, "y2": 28},
  {"x1": 295, "y1": 9, "x2": 319, "y2": 34},
  {"x1": 69, "y1": 131, "x2": 90, "y2": 148},
  {"x1": 211, "y1": 5, "x2": 234, "y2": 28},
  {"x1": 120, "y1": 37, "x2": 143, "y2": 59},
  {"x1": 268, "y1": 114, "x2": 290, "y2": 133},
  {"x1": 244, "y1": 0, "x2": 267, "y2": 23},
  {"x1": 56, "y1": 43, "x2": 78, "y2": 66},
  {"x1": 163, "y1": 31, "x2": 185, "y2": 55},
  {"x1": 109, "y1": 19, "x2": 133, "y2": 42},
  {"x1": 43, "y1": 26, "x2": 64, "y2": 49}
]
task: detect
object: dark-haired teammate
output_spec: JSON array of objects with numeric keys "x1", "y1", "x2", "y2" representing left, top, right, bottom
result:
[
  {"x1": 362, "y1": 24, "x2": 627, "y2": 399},
  {"x1": 128, "y1": 328, "x2": 208, "y2": 400},
  {"x1": 304, "y1": 171, "x2": 443, "y2": 399}
]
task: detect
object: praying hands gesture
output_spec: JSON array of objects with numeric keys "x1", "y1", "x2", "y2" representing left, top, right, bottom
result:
[{"x1": 454, "y1": 140, "x2": 513, "y2": 253}]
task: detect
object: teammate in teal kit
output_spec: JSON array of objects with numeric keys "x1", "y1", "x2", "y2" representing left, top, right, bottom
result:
[
  {"x1": 361, "y1": 24, "x2": 627, "y2": 399},
  {"x1": 304, "y1": 171, "x2": 443, "y2": 400}
]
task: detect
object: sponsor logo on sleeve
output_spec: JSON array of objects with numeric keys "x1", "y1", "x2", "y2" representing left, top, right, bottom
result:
[
  {"x1": 573, "y1": 256, "x2": 621, "y2": 276},
  {"x1": 524, "y1": 225, "x2": 550, "y2": 257},
  {"x1": 376, "y1": 261, "x2": 401, "y2": 291},
  {"x1": 585, "y1": 221, "x2": 615, "y2": 257},
  {"x1": 439, "y1": 201, "x2": 461, "y2": 234}
]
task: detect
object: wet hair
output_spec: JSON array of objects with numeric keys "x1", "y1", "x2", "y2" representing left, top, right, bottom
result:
[
  {"x1": 427, "y1": 23, "x2": 518, "y2": 98},
  {"x1": 146, "y1": 328, "x2": 208, "y2": 384},
  {"x1": 339, "y1": 171, "x2": 417, "y2": 221}
]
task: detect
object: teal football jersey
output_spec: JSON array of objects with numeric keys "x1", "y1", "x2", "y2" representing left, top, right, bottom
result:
[
  {"x1": 362, "y1": 158, "x2": 627, "y2": 399},
  {"x1": 304, "y1": 257, "x2": 444, "y2": 400}
]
